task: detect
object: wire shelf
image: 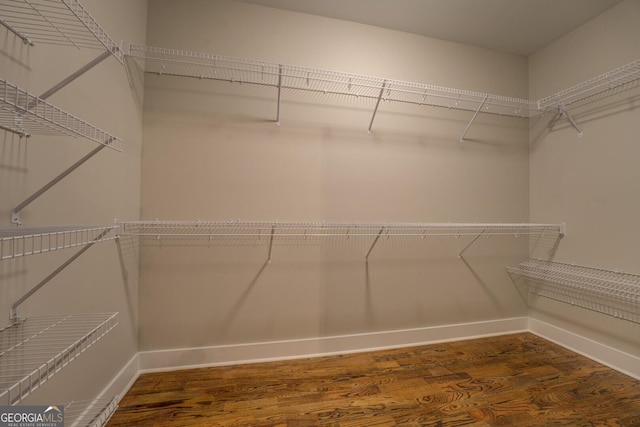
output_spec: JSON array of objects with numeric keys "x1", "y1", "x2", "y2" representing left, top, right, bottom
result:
[
  {"x1": 0, "y1": 313, "x2": 118, "y2": 406},
  {"x1": 65, "y1": 396, "x2": 118, "y2": 427},
  {"x1": 118, "y1": 220, "x2": 564, "y2": 239},
  {"x1": 0, "y1": 78, "x2": 122, "y2": 148},
  {"x1": 0, "y1": 0, "x2": 123, "y2": 63},
  {"x1": 126, "y1": 44, "x2": 538, "y2": 118},
  {"x1": 507, "y1": 259, "x2": 640, "y2": 323},
  {"x1": 0, "y1": 225, "x2": 118, "y2": 260},
  {"x1": 538, "y1": 59, "x2": 640, "y2": 110}
]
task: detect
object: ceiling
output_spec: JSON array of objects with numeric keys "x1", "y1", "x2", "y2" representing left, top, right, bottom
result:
[{"x1": 235, "y1": 0, "x2": 624, "y2": 56}]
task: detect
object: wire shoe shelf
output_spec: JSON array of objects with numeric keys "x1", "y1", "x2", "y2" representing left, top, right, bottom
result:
[
  {"x1": 507, "y1": 259, "x2": 640, "y2": 324},
  {"x1": 64, "y1": 396, "x2": 119, "y2": 427},
  {"x1": 0, "y1": 0, "x2": 123, "y2": 62},
  {"x1": 0, "y1": 313, "x2": 118, "y2": 406}
]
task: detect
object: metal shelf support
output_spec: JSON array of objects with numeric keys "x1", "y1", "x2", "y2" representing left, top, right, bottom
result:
[
  {"x1": 10, "y1": 228, "x2": 113, "y2": 322},
  {"x1": 368, "y1": 81, "x2": 387, "y2": 134},
  {"x1": 557, "y1": 104, "x2": 583, "y2": 137},
  {"x1": 11, "y1": 139, "x2": 115, "y2": 225},
  {"x1": 365, "y1": 226, "x2": 385, "y2": 262},
  {"x1": 459, "y1": 95, "x2": 488, "y2": 142}
]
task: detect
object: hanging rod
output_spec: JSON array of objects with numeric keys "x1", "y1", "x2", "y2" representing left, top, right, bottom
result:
[
  {"x1": 507, "y1": 258, "x2": 640, "y2": 324},
  {"x1": 0, "y1": 0, "x2": 124, "y2": 63},
  {"x1": 0, "y1": 313, "x2": 118, "y2": 406}
]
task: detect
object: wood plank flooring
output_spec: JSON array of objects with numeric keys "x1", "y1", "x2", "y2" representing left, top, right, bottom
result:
[{"x1": 107, "y1": 333, "x2": 640, "y2": 426}]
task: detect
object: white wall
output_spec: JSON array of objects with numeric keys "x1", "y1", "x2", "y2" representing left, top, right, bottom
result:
[
  {"x1": 139, "y1": 0, "x2": 532, "y2": 353},
  {"x1": 528, "y1": 0, "x2": 640, "y2": 358},
  {"x1": 0, "y1": 0, "x2": 146, "y2": 405}
]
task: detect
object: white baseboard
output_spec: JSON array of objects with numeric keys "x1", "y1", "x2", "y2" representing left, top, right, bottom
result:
[
  {"x1": 528, "y1": 318, "x2": 640, "y2": 380},
  {"x1": 138, "y1": 317, "x2": 528, "y2": 373},
  {"x1": 96, "y1": 353, "x2": 140, "y2": 402}
]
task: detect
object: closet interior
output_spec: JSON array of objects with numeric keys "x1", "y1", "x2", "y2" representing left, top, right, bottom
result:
[{"x1": 1, "y1": 0, "x2": 639, "y2": 425}]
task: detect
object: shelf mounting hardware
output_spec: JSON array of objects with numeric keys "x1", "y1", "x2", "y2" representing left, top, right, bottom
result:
[
  {"x1": 9, "y1": 228, "x2": 112, "y2": 323},
  {"x1": 458, "y1": 228, "x2": 487, "y2": 259},
  {"x1": 365, "y1": 226, "x2": 385, "y2": 262},
  {"x1": 460, "y1": 95, "x2": 489, "y2": 142},
  {"x1": 11, "y1": 138, "x2": 115, "y2": 225},
  {"x1": 368, "y1": 81, "x2": 387, "y2": 134},
  {"x1": 0, "y1": 17, "x2": 34, "y2": 46},
  {"x1": 275, "y1": 65, "x2": 283, "y2": 126},
  {"x1": 39, "y1": 50, "x2": 113, "y2": 102},
  {"x1": 557, "y1": 103, "x2": 583, "y2": 137},
  {"x1": 267, "y1": 224, "x2": 276, "y2": 264}
]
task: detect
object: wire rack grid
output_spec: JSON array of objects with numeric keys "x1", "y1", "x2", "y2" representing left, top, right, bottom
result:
[
  {"x1": 0, "y1": 225, "x2": 118, "y2": 260},
  {"x1": 507, "y1": 259, "x2": 640, "y2": 323},
  {"x1": 0, "y1": 313, "x2": 118, "y2": 406},
  {"x1": 537, "y1": 58, "x2": 640, "y2": 110},
  {"x1": 126, "y1": 44, "x2": 538, "y2": 118},
  {"x1": 0, "y1": 0, "x2": 123, "y2": 62},
  {"x1": 0, "y1": 78, "x2": 123, "y2": 148},
  {"x1": 117, "y1": 220, "x2": 564, "y2": 239},
  {"x1": 64, "y1": 396, "x2": 119, "y2": 427}
]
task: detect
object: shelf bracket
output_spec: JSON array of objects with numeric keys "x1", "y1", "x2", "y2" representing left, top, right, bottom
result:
[
  {"x1": 457, "y1": 228, "x2": 487, "y2": 259},
  {"x1": 0, "y1": 17, "x2": 35, "y2": 46},
  {"x1": 38, "y1": 50, "x2": 113, "y2": 102},
  {"x1": 557, "y1": 104, "x2": 583, "y2": 137},
  {"x1": 275, "y1": 65, "x2": 283, "y2": 126},
  {"x1": 459, "y1": 95, "x2": 489, "y2": 142},
  {"x1": 10, "y1": 228, "x2": 112, "y2": 323},
  {"x1": 267, "y1": 224, "x2": 276, "y2": 264},
  {"x1": 365, "y1": 226, "x2": 385, "y2": 263},
  {"x1": 368, "y1": 81, "x2": 387, "y2": 134},
  {"x1": 11, "y1": 138, "x2": 114, "y2": 225}
]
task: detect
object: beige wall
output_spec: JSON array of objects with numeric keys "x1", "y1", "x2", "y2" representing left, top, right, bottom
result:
[
  {"x1": 140, "y1": 0, "x2": 532, "y2": 351},
  {"x1": 0, "y1": 0, "x2": 146, "y2": 404},
  {"x1": 528, "y1": 0, "x2": 640, "y2": 355}
]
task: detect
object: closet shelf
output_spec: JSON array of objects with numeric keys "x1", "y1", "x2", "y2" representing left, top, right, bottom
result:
[
  {"x1": 125, "y1": 44, "x2": 538, "y2": 119},
  {"x1": 118, "y1": 220, "x2": 564, "y2": 238},
  {"x1": 0, "y1": 78, "x2": 122, "y2": 148},
  {"x1": 64, "y1": 396, "x2": 119, "y2": 427},
  {"x1": 0, "y1": 0, "x2": 123, "y2": 63},
  {"x1": 0, "y1": 313, "x2": 118, "y2": 406},
  {"x1": 0, "y1": 225, "x2": 118, "y2": 260},
  {"x1": 538, "y1": 58, "x2": 640, "y2": 109},
  {"x1": 507, "y1": 259, "x2": 640, "y2": 324}
]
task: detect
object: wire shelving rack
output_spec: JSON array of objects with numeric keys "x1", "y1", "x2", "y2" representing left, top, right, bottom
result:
[
  {"x1": 64, "y1": 396, "x2": 119, "y2": 427},
  {"x1": 538, "y1": 58, "x2": 640, "y2": 110},
  {"x1": 0, "y1": 313, "x2": 118, "y2": 406},
  {"x1": 0, "y1": 78, "x2": 122, "y2": 148},
  {"x1": 0, "y1": 225, "x2": 118, "y2": 260},
  {"x1": 119, "y1": 220, "x2": 563, "y2": 238},
  {"x1": 119, "y1": 220, "x2": 564, "y2": 262},
  {"x1": 507, "y1": 259, "x2": 640, "y2": 324},
  {"x1": 0, "y1": 0, "x2": 123, "y2": 62},
  {"x1": 125, "y1": 44, "x2": 538, "y2": 135},
  {"x1": 125, "y1": 44, "x2": 640, "y2": 137}
]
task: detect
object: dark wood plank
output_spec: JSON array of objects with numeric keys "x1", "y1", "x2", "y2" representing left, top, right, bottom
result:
[{"x1": 107, "y1": 333, "x2": 640, "y2": 426}]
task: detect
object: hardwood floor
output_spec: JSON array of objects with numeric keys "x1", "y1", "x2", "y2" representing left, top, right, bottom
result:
[{"x1": 107, "y1": 333, "x2": 640, "y2": 426}]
